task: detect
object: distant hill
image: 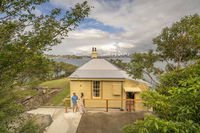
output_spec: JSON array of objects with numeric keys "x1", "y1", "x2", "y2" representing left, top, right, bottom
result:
[
  {"x1": 45, "y1": 54, "x2": 131, "y2": 59},
  {"x1": 45, "y1": 54, "x2": 83, "y2": 59}
]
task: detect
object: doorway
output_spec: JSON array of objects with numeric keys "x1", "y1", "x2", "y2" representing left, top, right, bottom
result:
[
  {"x1": 126, "y1": 92, "x2": 135, "y2": 99},
  {"x1": 126, "y1": 92, "x2": 135, "y2": 112}
]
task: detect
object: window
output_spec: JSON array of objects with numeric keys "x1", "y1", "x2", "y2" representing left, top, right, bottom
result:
[{"x1": 93, "y1": 81, "x2": 100, "y2": 97}]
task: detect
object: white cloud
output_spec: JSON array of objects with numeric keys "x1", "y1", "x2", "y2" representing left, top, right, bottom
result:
[
  {"x1": 68, "y1": 29, "x2": 109, "y2": 39},
  {"x1": 48, "y1": 0, "x2": 200, "y2": 55},
  {"x1": 48, "y1": 29, "x2": 134, "y2": 55}
]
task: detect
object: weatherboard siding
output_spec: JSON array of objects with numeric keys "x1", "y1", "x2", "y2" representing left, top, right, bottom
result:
[
  {"x1": 69, "y1": 58, "x2": 150, "y2": 111},
  {"x1": 70, "y1": 80, "x2": 123, "y2": 108},
  {"x1": 70, "y1": 79, "x2": 149, "y2": 111},
  {"x1": 123, "y1": 79, "x2": 149, "y2": 111}
]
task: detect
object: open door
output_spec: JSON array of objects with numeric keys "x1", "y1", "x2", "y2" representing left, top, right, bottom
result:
[{"x1": 126, "y1": 92, "x2": 135, "y2": 112}]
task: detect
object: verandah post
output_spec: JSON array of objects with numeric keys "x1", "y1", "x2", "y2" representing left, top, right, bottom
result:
[
  {"x1": 133, "y1": 99, "x2": 135, "y2": 112},
  {"x1": 106, "y1": 99, "x2": 108, "y2": 112},
  {"x1": 64, "y1": 98, "x2": 67, "y2": 113}
]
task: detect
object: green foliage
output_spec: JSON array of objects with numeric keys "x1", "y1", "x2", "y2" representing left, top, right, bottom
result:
[
  {"x1": 124, "y1": 14, "x2": 200, "y2": 133},
  {"x1": 0, "y1": 0, "x2": 90, "y2": 132},
  {"x1": 52, "y1": 62, "x2": 77, "y2": 79},
  {"x1": 123, "y1": 116, "x2": 200, "y2": 133},
  {"x1": 142, "y1": 75, "x2": 200, "y2": 122},
  {"x1": 40, "y1": 78, "x2": 70, "y2": 106},
  {"x1": 110, "y1": 59, "x2": 128, "y2": 71},
  {"x1": 158, "y1": 60, "x2": 200, "y2": 94},
  {"x1": 128, "y1": 50, "x2": 161, "y2": 83},
  {"x1": 48, "y1": 87, "x2": 70, "y2": 106},
  {"x1": 14, "y1": 89, "x2": 38, "y2": 98},
  {"x1": 153, "y1": 14, "x2": 200, "y2": 68},
  {"x1": 0, "y1": 90, "x2": 24, "y2": 132},
  {"x1": 0, "y1": 1, "x2": 90, "y2": 87},
  {"x1": 18, "y1": 119, "x2": 42, "y2": 133},
  {"x1": 128, "y1": 14, "x2": 200, "y2": 84},
  {"x1": 123, "y1": 63, "x2": 200, "y2": 133},
  {"x1": 25, "y1": 80, "x2": 43, "y2": 89}
]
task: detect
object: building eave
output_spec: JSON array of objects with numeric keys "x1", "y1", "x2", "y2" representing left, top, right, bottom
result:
[{"x1": 69, "y1": 78, "x2": 125, "y2": 81}]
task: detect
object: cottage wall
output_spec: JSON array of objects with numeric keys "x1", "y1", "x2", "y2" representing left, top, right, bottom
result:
[
  {"x1": 70, "y1": 79, "x2": 150, "y2": 111},
  {"x1": 70, "y1": 80, "x2": 123, "y2": 108},
  {"x1": 70, "y1": 80, "x2": 92, "y2": 99},
  {"x1": 123, "y1": 79, "x2": 150, "y2": 111}
]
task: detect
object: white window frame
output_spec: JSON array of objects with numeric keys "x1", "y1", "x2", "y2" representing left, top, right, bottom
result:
[{"x1": 92, "y1": 81, "x2": 101, "y2": 98}]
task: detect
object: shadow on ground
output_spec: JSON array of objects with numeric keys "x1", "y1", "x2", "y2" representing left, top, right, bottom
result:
[{"x1": 77, "y1": 111, "x2": 150, "y2": 133}]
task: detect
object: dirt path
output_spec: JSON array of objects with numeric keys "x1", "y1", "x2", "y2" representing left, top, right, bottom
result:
[{"x1": 27, "y1": 107, "x2": 82, "y2": 133}]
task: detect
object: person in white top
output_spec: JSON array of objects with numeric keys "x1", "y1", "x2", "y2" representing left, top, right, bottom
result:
[{"x1": 79, "y1": 92, "x2": 86, "y2": 114}]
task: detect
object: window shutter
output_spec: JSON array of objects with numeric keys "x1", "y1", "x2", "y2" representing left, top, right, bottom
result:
[{"x1": 112, "y1": 84, "x2": 121, "y2": 95}]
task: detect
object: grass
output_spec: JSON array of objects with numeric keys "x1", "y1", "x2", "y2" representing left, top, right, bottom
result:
[
  {"x1": 40, "y1": 78, "x2": 69, "y2": 89},
  {"x1": 47, "y1": 87, "x2": 70, "y2": 106},
  {"x1": 39, "y1": 78, "x2": 70, "y2": 106},
  {"x1": 15, "y1": 89, "x2": 38, "y2": 98}
]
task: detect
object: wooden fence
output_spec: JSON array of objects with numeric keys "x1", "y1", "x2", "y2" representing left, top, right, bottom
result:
[{"x1": 63, "y1": 98, "x2": 143, "y2": 112}]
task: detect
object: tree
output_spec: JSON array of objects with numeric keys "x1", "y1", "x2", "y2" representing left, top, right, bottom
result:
[
  {"x1": 52, "y1": 62, "x2": 77, "y2": 79},
  {"x1": 62, "y1": 62, "x2": 77, "y2": 77},
  {"x1": 123, "y1": 61, "x2": 200, "y2": 133},
  {"x1": 157, "y1": 60, "x2": 200, "y2": 95},
  {"x1": 128, "y1": 14, "x2": 200, "y2": 84},
  {"x1": 128, "y1": 50, "x2": 162, "y2": 84},
  {"x1": 110, "y1": 59, "x2": 128, "y2": 71},
  {"x1": 123, "y1": 14, "x2": 200, "y2": 133},
  {"x1": 153, "y1": 14, "x2": 200, "y2": 69},
  {"x1": 0, "y1": 0, "x2": 90, "y2": 132}
]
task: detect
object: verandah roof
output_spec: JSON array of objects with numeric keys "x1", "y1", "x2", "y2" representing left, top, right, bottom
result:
[{"x1": 124, "y1": 87, "x2": 142, "y2": 92}]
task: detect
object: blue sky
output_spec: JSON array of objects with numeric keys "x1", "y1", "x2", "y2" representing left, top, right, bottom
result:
[
  {"x1": 78, "y1": 18, "x2": 124, "y2": 33},
  {"x1": 37, "y1": 2, "x2": 124, "y2": 34},
  {"x1": 36, "y1": 0, "x2": 200, "y2": 55}
]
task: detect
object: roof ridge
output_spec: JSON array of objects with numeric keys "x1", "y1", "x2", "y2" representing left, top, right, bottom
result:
[
  {"x1": 103, "y1": 58, "x2": 122, "y2": 71},
  {"x1": 68, "y1": 58, "x2": 91, "y2": 77}
]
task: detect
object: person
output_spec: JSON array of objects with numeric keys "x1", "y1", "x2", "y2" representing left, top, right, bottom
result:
[
  {"x1": 72, "y1": 92, "x2": 78, "y2": 112},
  {"x1": 79, "y1": 92, "x2": 86, "y2": 114},
  {"x1": 126, "y1": 92, "x2": 135, "y2": 112}
]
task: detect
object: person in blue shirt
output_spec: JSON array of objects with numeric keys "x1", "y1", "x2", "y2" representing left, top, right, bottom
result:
[{"x1": 72, "y1": 92, "x2": 78, "y2": 112}]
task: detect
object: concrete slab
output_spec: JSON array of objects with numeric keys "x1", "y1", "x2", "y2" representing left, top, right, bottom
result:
[
  {"x1": 27, "y1": 108, "x2": 82, "y2": 133},
  {"x1": 27, "y1": 108, "x2": 61, "y2": 117}
]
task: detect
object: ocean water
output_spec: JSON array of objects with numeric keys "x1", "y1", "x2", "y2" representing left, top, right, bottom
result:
[{"x1": 53, "y1": 58, "x2": 91, "y2": 66}]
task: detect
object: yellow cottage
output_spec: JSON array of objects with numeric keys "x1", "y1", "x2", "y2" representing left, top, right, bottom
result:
[{"x1": 69, "y1": 48, "x2": 151, "y2": 111}]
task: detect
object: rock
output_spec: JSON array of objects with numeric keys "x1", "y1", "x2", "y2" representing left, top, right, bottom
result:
[
  {"x1": 49, "y1": 90, "x2": 59, "y2": 95},
  {"x1": 21, "y1": 96, "x2": 33, "y2": 103},
  {"x1": 42, "y1": 89, "x2": 47, "y2": 94},
  {"x1": 34, "y1": 114, "x2": 53, "y2": 131},
  {"x1": 18, "y1": 86, "x2": 63, "y2": 110},
  {"x1": 24, "y1": 96, "x2": 33, "y2": 100},
  {"x1": 51, "y1": 87, "x2": 62, "y2": 90}
]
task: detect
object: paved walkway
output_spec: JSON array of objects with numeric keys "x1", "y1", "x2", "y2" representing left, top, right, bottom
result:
[
  {"x1": 27, "y1": 108, "x2": 82, "y2": 133},
  {"x1": 77, "y1": 111, "x2": 148, "y2": 133}
]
